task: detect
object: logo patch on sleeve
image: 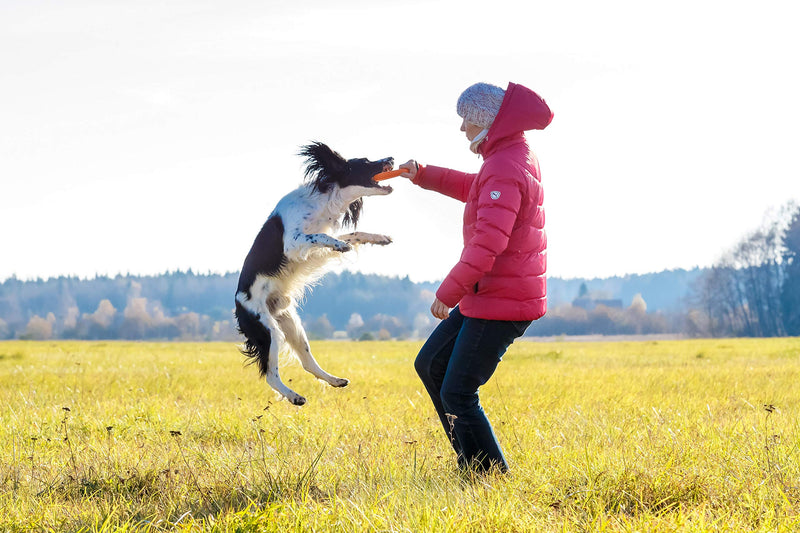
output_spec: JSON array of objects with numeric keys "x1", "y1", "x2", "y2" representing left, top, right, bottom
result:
[{"x1": 490, "y1": 191, "x2": 501, "y2": 200}]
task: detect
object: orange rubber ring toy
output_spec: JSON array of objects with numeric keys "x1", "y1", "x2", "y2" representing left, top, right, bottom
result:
[{"x1": 372, "y1": 168, "x2": 409, "y2": 182}]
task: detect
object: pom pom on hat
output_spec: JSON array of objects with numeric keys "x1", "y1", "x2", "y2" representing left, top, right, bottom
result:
[{"x1": 457, "y1": 82, "x2": 506, "y2": 129}]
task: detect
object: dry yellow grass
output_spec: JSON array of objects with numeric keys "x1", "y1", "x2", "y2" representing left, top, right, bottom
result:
[{"x1": 1, "y1": 338, "x2": 799, "y2": 531}]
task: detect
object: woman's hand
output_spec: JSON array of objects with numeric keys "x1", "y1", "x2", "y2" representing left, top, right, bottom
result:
[
  {"x1": 399, "y1": 160, "x2": 419, "y2": 180},
  {"x1": 430, "y1": 297, "x2": 451, "y2": 320}
]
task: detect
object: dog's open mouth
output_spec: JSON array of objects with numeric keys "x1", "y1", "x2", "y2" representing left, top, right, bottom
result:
[{"x1": 370, "y1": 157, "x2": 396, "y2": 190}]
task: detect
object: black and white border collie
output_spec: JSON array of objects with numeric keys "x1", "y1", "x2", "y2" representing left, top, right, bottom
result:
[{"x1": 235, "y1": 142, "x2": 394, "y2": 405}]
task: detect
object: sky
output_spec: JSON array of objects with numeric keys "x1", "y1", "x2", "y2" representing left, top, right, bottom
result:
[{"x1": 1, "y1": 0, "x2": 798, "y2": 284}]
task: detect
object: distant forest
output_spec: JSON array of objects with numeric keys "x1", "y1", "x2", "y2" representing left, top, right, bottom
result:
[
  {"x1": 4, "y1": 203, "x2": 796, "y2": 342},
  {"x1": 0, "y1": 269, "x2": 702, "y2": 341}
]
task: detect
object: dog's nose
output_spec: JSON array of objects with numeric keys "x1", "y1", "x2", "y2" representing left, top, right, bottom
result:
[{"x1": 381, "y1": 157, "x2": 394, "y2": 171}]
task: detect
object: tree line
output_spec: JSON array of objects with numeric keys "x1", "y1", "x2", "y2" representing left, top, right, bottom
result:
[
  {"x1": 0, "y1": 269, "x2": 694, "y2": 341},
  {"x1": 2, "y1": 199, "x2": 797, "y2": 342}
]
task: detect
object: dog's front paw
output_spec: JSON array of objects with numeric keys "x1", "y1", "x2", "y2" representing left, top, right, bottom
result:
[
  {"x1": 373, "y1": 235, "x2": 392, "y2": 246},
  {"x1": 335, "y1": 241, "x2": 353, "y2": 253}
]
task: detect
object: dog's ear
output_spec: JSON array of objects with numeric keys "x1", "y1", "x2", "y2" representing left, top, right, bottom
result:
[
  {"x1": 342, "y1": 199, "x2": 362, "y2": 228},
  {"x1": 299, "y1": 142, "x2": 348, "y2": 192}
]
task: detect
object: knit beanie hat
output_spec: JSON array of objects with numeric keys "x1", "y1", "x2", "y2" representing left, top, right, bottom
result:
[{"x1": 456, "y1": 82, "x2": 506, "y2": 129}]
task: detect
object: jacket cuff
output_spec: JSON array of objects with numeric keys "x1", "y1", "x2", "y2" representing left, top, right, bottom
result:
[
  {"x1": 436, "y1": 276, "x2": 463, "y2": 309},
  {"x1": 410, "y1": 163, "x2": 427, "y2": 185}
]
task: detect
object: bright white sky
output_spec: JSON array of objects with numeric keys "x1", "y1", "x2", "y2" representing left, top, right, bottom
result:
[{"x1": 1, "y1": 0, "x2": 798, "y2": 283}]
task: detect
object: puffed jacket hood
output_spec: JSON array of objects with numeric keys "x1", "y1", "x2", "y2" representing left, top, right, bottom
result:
[{"x1": 478, "y1": 82, "x2": 554, "y2": 157}]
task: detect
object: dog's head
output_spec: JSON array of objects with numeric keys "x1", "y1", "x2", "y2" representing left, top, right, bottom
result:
[{"x1": 299, "y1": 142, "x2": 393, "y2": 227}]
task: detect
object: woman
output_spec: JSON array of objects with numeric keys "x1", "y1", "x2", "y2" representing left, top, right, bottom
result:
[{"x1": 400, "y1": 81, "x2": 553, "y2": 473}]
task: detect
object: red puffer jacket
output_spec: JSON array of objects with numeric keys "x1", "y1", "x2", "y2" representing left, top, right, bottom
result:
[{"x1": 412, "y1": 82, "x2": 554, "y2": 321}]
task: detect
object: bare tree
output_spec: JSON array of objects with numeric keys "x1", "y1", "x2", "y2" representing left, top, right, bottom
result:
[
  {"x1": 728, "y1": 224, "x2": 785, "y2": 336},
  {"x1": 782, "y1": 205, "x2": 800, "y2": 335},
  {"x1": 696, "y1": 201, "x2": 797, "y2": 337}
]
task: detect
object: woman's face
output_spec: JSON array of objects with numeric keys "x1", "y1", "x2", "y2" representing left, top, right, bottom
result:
[{"x1": 460, "y1": 117, "x2": 484, "y2": 141}]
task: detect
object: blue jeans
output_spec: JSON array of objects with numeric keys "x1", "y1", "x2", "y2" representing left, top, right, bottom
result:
[{"x1": 414, "y1": 306, "x2": 531, "y2": 472}]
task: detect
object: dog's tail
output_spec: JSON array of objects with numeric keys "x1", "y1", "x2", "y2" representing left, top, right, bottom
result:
[{"x1": 234, "y1": 297, "x2": 271, "y2": 377}]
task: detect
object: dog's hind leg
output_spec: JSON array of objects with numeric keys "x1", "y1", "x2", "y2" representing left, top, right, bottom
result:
[
  {"x1": 277, "y1": 308, "x2": 349, "y2": 388},
  {"x1": 261, "y1": 312, "x2": 308, "y2": 406},
  {"x1": 238, "y1": 292, "x2": 307, "y2": 406}
]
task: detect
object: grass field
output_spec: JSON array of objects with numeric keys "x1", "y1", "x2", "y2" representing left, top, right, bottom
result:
[{"x1": 1, "y1": 338, "x2": 799, "y2": 532}]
